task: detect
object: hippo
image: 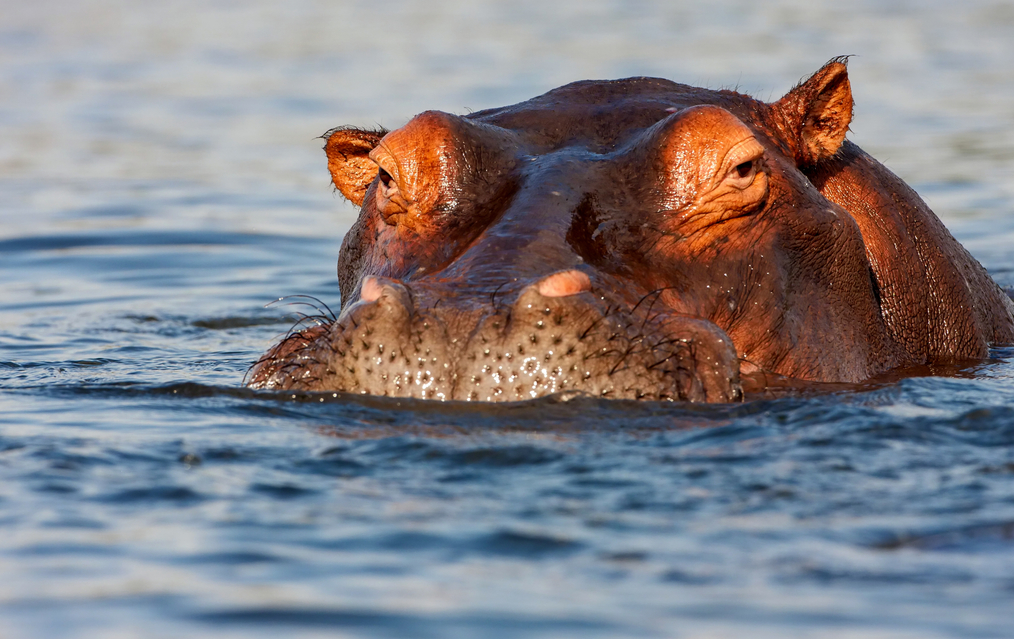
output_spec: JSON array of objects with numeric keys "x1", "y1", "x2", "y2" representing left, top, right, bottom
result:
[{"x1": 247, "y1": 58, "x2": 1014, "y2": 402}]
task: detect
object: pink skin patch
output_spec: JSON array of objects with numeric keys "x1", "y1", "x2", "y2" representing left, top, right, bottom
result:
[
  {"x1": 537, "y1": 269, "x2": 592, "y2": 298},
  {"x1": 360, "y1": 276, "x2": 384, "y2": 302}
]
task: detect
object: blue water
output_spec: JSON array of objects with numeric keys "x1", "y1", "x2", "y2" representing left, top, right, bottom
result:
[{"x1": 3, "y1": 1, "x2": 1014, "y2": 637}]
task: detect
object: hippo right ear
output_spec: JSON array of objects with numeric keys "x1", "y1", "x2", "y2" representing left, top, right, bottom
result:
[
  {"x1": 323, "y1": 127, "x2": 388, "y2": 206},
  {"x1": 773, "y1": 57, "x2": 854, "y2": 167}
]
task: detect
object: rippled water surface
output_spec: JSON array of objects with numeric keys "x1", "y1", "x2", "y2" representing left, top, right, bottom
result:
[{"x1": 3, "y1": 1, "x2": 1014, "y2": 637}]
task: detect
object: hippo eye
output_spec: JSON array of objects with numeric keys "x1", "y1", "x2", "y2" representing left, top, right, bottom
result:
[{"x1": 725, "y1": 158, "x2": 758, "y2": 189}]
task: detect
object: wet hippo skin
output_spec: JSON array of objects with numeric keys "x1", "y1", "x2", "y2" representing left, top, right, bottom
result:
[{"x1": 248, "y1": 58, "x2": 1014, "y2": 402}]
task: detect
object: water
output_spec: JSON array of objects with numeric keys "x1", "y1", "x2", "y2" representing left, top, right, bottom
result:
[{"x1": 3, "y1": 1, "x2": 1014, "y2": 637}]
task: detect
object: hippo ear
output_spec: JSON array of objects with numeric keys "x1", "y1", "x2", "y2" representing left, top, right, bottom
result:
[
  {"x1": 323, "y1": 127, "x2": 388, "y2": 206},
  {"x1": 773, "y1": 58, "x2": 854, "y2": 166}
]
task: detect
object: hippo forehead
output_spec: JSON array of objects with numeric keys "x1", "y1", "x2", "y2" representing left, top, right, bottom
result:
[{"x1": 467, "y1": 78, "x2": 774, "y2": 153}]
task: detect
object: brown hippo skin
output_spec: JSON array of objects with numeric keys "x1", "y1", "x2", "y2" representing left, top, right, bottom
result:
[{"x1": 247, "y1": 59, "x2": 1014, "y2": 402}]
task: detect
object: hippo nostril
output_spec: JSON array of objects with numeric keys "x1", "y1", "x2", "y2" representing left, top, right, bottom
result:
[
  {"x1": 360, "y1": 276, "x2": 385, "y2": 303},
  {"x1": 537, "y1": 269, "x2": 592, "y2": 298},
  {"x1": 360, "y1": 276, "x2": 413, "y2": 308},
  {"x1": 338, "y1": 275, "x2": 414, "y2": 324}
]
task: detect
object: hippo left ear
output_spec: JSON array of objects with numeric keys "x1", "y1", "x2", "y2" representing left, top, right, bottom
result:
[
  {"x1": 323, "y1": 126, "x2": 388, "y2": 206},
  {"x1": 773, "y1": 57, "x2": 854, "y2": 166}
]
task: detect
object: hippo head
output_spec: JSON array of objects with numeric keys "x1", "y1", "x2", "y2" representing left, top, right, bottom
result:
[{"x1": 248, "y1": 59, "x2": 1014, "y2": 402}]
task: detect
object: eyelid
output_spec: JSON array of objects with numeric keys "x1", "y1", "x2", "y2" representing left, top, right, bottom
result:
[
  {"x1": 722, "y1": 137, "x2": 765, "y2": 176},
  {"x1": 368, "y1": 145, "x2": 401, "y2": 185}
]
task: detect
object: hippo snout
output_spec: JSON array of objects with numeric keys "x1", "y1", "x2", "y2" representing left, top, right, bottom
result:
[{"x1": 248, "y1": 271, "x2": 742, "y2": 403}]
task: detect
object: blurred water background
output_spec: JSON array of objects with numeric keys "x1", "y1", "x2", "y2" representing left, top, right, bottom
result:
[{"x1": 2, "y1": 1, "x2": 1014, "y2": 637}]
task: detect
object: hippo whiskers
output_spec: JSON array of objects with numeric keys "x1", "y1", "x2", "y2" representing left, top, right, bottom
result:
[{"x1": 249, "y1": 58, "x2": 1014, "y2": 402}]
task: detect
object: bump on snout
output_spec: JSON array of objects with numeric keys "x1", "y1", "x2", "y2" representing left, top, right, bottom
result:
[
  {"x1": 537, "y1": 269, "x2": 592, "y2": 298},
  {"x1": 345, "y1": 276, "x2": 414, "y2": 318}
]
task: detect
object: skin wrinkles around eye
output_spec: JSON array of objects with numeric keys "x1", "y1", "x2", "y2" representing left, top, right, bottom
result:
[{"x1": 666, "y1": 166, "x2": 767, "y2": 237}]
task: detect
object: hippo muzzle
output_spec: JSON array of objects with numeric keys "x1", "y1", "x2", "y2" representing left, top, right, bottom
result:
[{"x1": 249, "y1": 269, "x2": 742, "y2": 402}]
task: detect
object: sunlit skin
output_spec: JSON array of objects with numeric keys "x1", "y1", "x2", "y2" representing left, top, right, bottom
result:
[{"x1": 249, "y1": 59, "x2": 1014, "y2": 402}]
